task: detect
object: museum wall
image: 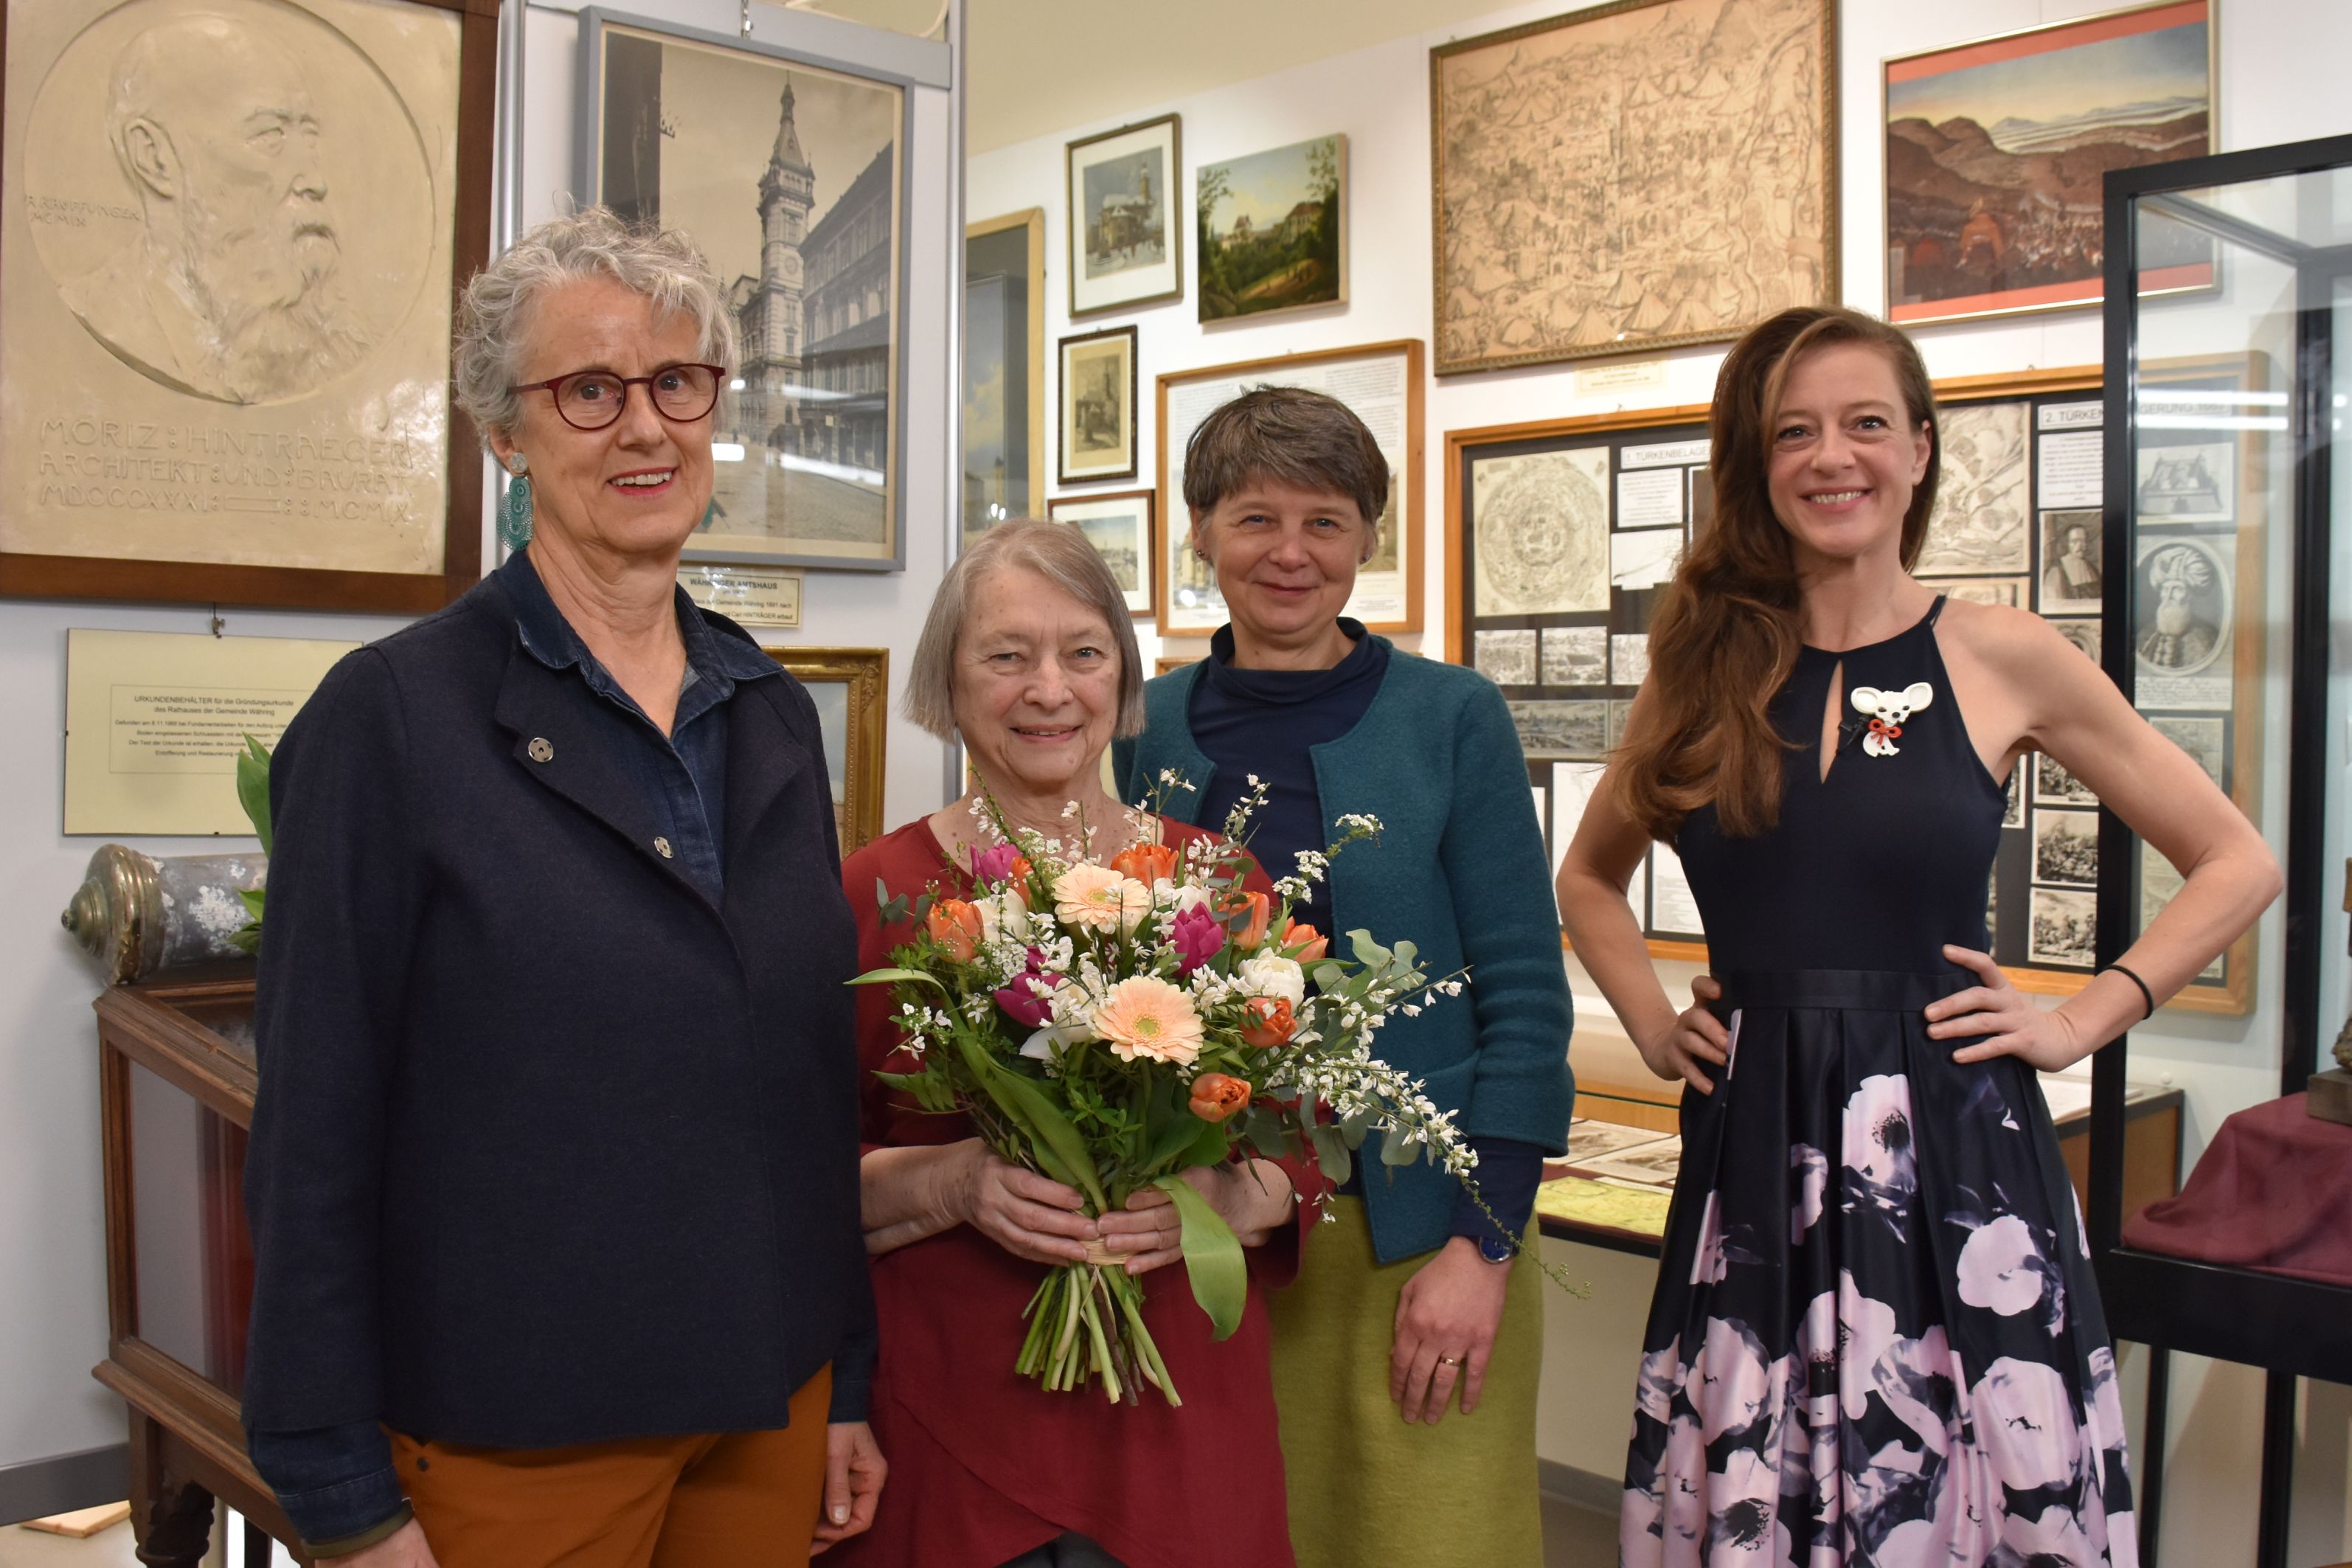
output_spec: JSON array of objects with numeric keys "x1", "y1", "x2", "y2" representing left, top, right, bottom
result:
[
  {"x1": 967, "y1": 0, "x2": 2352, "y2": 1559},
  {"x1": 0, "y1": 0, "x2": 962, "y2": 1502}
]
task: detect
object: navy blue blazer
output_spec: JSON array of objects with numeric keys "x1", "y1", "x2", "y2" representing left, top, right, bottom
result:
[{"x1": 241, "y1": 572, "x2": 872, "y2": 1449}]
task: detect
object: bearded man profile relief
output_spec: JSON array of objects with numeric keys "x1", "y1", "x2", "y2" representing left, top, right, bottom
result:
[{"x1": 62, "y1": 13, "x2": 373, "y2": 405}]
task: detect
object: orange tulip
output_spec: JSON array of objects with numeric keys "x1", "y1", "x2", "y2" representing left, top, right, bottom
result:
[
  {"x1": 1111, "y1": 841, "x2": 1179, "y2": 887},
  {"x1": 1277, "y1": 920, "x2": 1329, "y2": 963},
  {"x1": 926, "y1": 898, "x2": 985, "y2": 962},
  {"x1": 1008, "y1": 855, "x2": 1033, "y2": 884},
  {"x1": 1239, "y1": 996, "x2": 1295, "y2": 1049},
  {"x1": 1220, "y1": 889, "x2": 1271, "y2": 951},
  {"x1": 1187, "y1": 1072, "x2": 1252, "y2": 1123}
]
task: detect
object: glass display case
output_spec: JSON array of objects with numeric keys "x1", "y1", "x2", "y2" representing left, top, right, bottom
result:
[{"x1": 2090, "y1": 131, "x2": 2352, "y2": 1568}]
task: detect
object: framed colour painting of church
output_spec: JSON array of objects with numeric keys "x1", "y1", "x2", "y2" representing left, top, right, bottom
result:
[
  {"x1": 578, "y1": 10, "x2": 914, "y2": 571},
  {"x1": 0, "y1": 0, "x2": 498, "y2": 611},
  {"x1": 1444, "y1": 364, "x2": 2259, "y2": 1013}
]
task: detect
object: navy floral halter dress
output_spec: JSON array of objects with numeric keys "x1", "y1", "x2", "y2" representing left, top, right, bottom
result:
[{"x1": 1620, "y1": 598, "x2": 2137, "y2": 1567}]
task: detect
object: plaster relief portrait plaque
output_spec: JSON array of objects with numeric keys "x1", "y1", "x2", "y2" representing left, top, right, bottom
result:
[
  {"x1": 1429, "y1": 0, "x2": 1837, "y2": 375},
  {"x1": 1, "y1": 0, "x2": 491, "y2": 610}
]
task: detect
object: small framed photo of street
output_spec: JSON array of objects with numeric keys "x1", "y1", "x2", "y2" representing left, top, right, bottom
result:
[
  {"x1": 1066, "y1": 114, "x2": 1181, "y2": 317},
  {"x1": 1058, "y1": 325, "x2": 1137, "y2": 485},
  {"x1": 1047, "y1": 489, "x2": 1154, "y2": 617}
]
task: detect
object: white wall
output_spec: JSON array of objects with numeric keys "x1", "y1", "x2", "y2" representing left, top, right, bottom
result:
[
  {"x1": 0, "y1": 0, "x2": 960, "y2": 1499},
  {"x1": 968, "y1": 1, "x2": 2352, "y2": 1560}
]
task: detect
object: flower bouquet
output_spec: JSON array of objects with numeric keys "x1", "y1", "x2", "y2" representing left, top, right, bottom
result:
[{"x1": 852, "y1": 778, "x2": 1477, "y2": 1406}]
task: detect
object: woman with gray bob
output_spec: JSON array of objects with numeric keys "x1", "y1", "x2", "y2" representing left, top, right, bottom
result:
[{"x1": 241, "y1": 207, "x2": 883, "y2": 1567}]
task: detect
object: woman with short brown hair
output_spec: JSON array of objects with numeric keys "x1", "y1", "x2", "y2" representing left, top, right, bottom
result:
[{"x1": 1559, "y1": 306, "x2": 2276, "y2": 1564}]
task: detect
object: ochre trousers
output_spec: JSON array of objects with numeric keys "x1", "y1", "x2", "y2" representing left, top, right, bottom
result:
[{"x1": 389, "y1": 1364, "x2": 832, "y2": 1568}]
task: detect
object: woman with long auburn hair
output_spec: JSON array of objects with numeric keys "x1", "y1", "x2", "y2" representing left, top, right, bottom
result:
[{"x1": 1558, "y1": 305, "x2": 2278, "y2": 1565}]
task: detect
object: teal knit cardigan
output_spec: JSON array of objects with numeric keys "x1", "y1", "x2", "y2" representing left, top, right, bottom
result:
[{"x1": 1113, "y1": 645, "x2": 1575, "y2": 1264}]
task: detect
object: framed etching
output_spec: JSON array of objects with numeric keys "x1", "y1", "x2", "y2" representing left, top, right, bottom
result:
[
  {"x1": 1156, "y1": 339, "x2": 1423, "y2": 636},
  {"x1": 764, "y1": 645, "x2": 887, "y2": 852},
  {"x1": 1884, "y1": 1, "x2": 2215, "y2": 326},
  {"x1": 1057, "y1": 325, "x2": 1137, "y2": 485},
  {"x1": 1197, "y1": 133, "x2": 1345, "y2": 323},
  {"x1": 1046, "y1": 488, "x2": 1153, "y2": 617},
  {"x1": 1066, "y1": 114, "x2": 1180, "y2": 317},
  {"x1": 580, "y1": 10, "x2": 912, "y2": 571},
  {"x1": 964, "y1": 209, "x2": 1044, "y2": 549},
  {"x1": 1429, "y1": 0, "x2": 1836, "y2": 375},
  {"x1": 0, "y1": 0, "x2": 496, "y2": 611}
]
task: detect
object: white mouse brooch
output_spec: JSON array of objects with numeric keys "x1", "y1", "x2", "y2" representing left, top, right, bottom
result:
[{"x1": 1848, "y1": 681, "x2": 1934, "y2": 758}]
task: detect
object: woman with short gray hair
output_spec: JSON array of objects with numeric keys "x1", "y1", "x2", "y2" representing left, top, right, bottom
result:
[
  {"x1": 241, "y1": 207, "x2": 884, "y2": 1567},
  {"x1": 833, "y1": 519, "x2": 1308, "y2": 1568}
]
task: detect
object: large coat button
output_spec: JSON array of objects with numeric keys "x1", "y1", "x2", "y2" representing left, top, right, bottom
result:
[
  {"x1": 527, "y1": 737, "x2": 555, "y2": 763},
  {"x1": 653, "y1": 836, "x2": 674, "y2": 858}
]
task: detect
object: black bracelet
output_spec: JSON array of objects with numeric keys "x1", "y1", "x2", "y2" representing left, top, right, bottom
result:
[{"x1": 2101, "y1": 962, "x2": 2157, "y2": 1021}]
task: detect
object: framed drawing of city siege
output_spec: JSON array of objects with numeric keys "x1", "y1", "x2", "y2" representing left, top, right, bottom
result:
[
  {"x1": 1057, "y1": 325, "x2": 1136, "y2": 485},
  {"x1": 580, "y1": 9, "x2": 912, "y2": 572},
  {"x1": 0, "y1": 0, "x2": 497, "y2": 611},
  {"x1": 1066, "y1": 114, "x2": 1180, "y2": 318},
  {"x1": 1156, "y1": 339, "x2": 1423, "y2": 636},
  {"x1": 1429, "y1": 0, "x2": 1836, "y2": 376},
  {"x1": 1884, "y1": 1, "x2": 2215, "y2": 327}
]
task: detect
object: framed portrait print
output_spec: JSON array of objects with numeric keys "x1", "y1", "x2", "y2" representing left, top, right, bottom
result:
[
  {"x1": 1058, "y1": 326, "x2": 1137, "y2": 485},
  {"x1": 1429, "y1": 0, "x2": 1836, "y2": 375},
  {"x1": 1066, "y1": 114, "x2": 1181, "y2": 317},
  {"x1": 580, "y1": 9, "x2": 915, "y2": 572},
  {"x1": 763, "y1": 645, "x2": 888, "y2": 852},
  {"x1": 1884, "y1": 1, "x2": 2214, "y2": 326},
  {"x1": 1197, "y1": 133, "x2": 1346, "y2": 324},
  {"x1": 0, "y1": 0, "x2": 497, "y2": 611},
  {"x1": 964, "y1": 209, "x2": 1045, "y2": 550},
  {"x1": 1156, "y1": 339, "x2": 1423, "y2": 635},
  {"x1": 1047, "y1": 488, "x2": 1154, "y2": 617}
]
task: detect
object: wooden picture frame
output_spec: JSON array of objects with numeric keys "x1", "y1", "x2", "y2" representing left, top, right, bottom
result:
[
  {"x1": 1429, "y1": 0, "x2": 1837, "y2": 375},
  {"x1": 1443, "y1": 365, "x2": 2265, "y2": 1010},
  {"x1": 580, "y1": 8, "x2": 915, "y2": 572},
  {"x1": 965, "y1": 209, "x2": 1046, "y2": 547},
  {"x1": 0, "y1": 0, "x2": 496, "y2": 612},
  {"x1": 1884, "y1": 1, "x2": 2216, "y2": 327},
  {"x1": 1046, "y1": 488, "x2": 1153, "y2": 616},
  {"x1": 1197, "y1": 133, "x2": 1346, "y2": 324},
  {"x1": 1057, "y1": 325, "x2": 1137, "y2": 485},
  {"x1": 764, "y1": 646, "x2": 888, "y2": 853},
  {"x1": 1155, "y1": 654, "x2": 1201, "y2": 677},
  {"x1": 1066, "y1": 113, "x2": 1182, "y2": 317},
  {"x1": 1155, "y1": 338, "x2": 1424, "y2": 635}
]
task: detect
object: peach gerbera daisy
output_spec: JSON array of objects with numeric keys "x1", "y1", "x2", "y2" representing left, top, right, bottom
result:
[
  {"x1": 1052, "y1": 864, "x2": 1151, "y2": 934},
  {"x1": 1090, "y1": 976, "x2": 1205, "y2": 1065}
]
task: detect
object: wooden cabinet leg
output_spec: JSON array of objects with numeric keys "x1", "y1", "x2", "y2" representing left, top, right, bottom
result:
[{"x1": 135, "y1": 1476, "x2": 216, "y2": 1568}]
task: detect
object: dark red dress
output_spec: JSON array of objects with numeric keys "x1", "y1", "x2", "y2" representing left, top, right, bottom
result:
[{"x1": 833, "y1": 818, "x2": 1305, "y2": 1568}]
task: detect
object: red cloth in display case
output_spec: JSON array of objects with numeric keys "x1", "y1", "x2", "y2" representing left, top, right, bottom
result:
[{"x1": 2121, "y1": 1092, "x2": 2352, "y2": 1287}]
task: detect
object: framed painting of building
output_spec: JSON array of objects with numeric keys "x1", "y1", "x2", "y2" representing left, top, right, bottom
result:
[
  {"x1": 1429, "y1": 0, "x2": 1837, "y2": 375},
  {"x1": 965, "y1": 208, "x2": 1044, "y2": 549},
  {"x1": 763, "y1": 645, "x2": 887, "y2": 851},
  {"x1": 1058, "y1": 325, "x2": 1137, "y2": 485},
  {"x1": 0, "y1": 0, "x2": 498, "y2": 611},
  {"x1": 579, "y1": 10, "x2": 915, "y2": 571},
  {"x1": 1884, "y1": 1, "x2": 2215, "y2": 326},
  {"x1": 1066, "y1": 114, "x2": 1181, "y2": 317},
  {"x1": 1156, "y1": 339, "x2": 1423, "y2": 635},
  {"x1": 1197, "y1": 133, "x2": 1346, "y2": 323},
  {"x1": 1047, "y1": 488, "x2": 1153, "y2": 617}
]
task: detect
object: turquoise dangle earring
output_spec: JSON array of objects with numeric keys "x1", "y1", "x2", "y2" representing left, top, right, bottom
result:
[{"x1": 497, "y1": 454, "x2": 533, "y2": 549}]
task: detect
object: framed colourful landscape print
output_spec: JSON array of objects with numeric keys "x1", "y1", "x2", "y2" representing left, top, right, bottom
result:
[
  {"x1": 1884, "y1": 0, "x2": 2214, "y2": 325},
  {"x1": 1197, "y1": 134, "x2": 1345, "y2": 323},
  {"x1": 1046, "y1": 489, "x2": 1154, "y2": 617}
]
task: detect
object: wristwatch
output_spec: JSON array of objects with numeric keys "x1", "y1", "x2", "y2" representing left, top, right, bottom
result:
[{"x1": 1476, "y1": 1233, "x2": 1515, "y2": 1265}]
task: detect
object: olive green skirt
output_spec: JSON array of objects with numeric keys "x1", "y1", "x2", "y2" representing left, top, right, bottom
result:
[{"x1": 1268, "y1": 1198, "x2": 1545, "y2": 1568}]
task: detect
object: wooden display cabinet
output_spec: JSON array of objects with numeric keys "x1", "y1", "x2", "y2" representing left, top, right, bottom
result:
[{"x1": 93, "y1": 974, "x2": 301, "y2": 1566}]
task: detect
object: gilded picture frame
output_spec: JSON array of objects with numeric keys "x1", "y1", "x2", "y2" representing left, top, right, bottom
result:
[
  {"x1": 580, "y1": 8, "x2": 915, "y2": 572},
  {"x1": 0, "y1": 0, "x2": 497, "y2": 611},
  {"x1": 765, "y1": 645, "x2": 888, "y2": 853},
  {"x1": 1429, "y1": 0, "x2": 1838, "y2": 375}
]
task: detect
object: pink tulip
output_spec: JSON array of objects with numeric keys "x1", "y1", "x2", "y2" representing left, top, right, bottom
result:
[{"x1": 1168, "y1": 903, "x2": 1224, "y2": 974}]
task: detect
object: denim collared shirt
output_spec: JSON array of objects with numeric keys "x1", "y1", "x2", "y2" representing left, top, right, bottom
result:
[{"x1": 248, "y1": 549, "x2": 784, "y2": 1549}]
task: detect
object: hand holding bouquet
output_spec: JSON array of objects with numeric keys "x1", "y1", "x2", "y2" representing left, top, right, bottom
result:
[{"x1": 852, "y1": 777, "x2": 1478, "y2": 1406}]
